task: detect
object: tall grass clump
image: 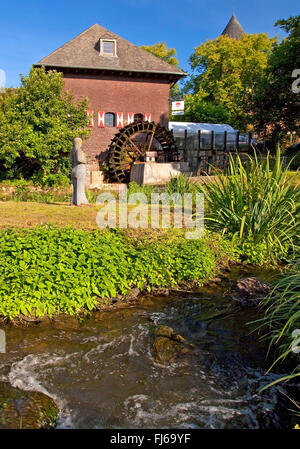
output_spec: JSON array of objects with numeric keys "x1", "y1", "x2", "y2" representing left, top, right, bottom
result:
[
  {"x1": 127, "y1": 182, "x2": 154, "y2": 201},
  {"x1": 199, "y1": 149, "x2": 299, "y2": 261},
  {"x1": 166, "y1": 174, "x2": 195, "y2": 195},
  {"x1": 255, "y1": 262, "x2": 300, "y2": 391}
]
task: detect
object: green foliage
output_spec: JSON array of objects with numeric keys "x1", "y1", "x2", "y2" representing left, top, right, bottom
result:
[
  {"x1": 198, "y1": 149, "x2": 300, "y2": 260},
  {"x1": 165, "y1": 174, "x2": 195, "y2": 195},
  {"x1": 141, "y1": 42, "x2": 180, "y2": 67},
  {"x1": 172, "y1": 239, "x2": 215, "y2": 282},
  {"x1": 237, "y1": 239, "x2": 288, "y2": 265},
  {"x1": 0, "y1": 67, "x2": 90, "y2": 180},
  {"x1": 184, "y1": 33, "x2": 275, "y2": 129},
  {"x1": 249, "y1": 16, "x2": 300, "y2": 144},
  {"x1": 141, "y1": 42, "x2": 182, "y2": 99},
  {"x1": 0, "y1": 179, "x2": 31, "y2": 187},
  {"x1": 255, "y1": 262, "x2": 300, "y2": 391},
  {"x1": 85, "y1": 190, "x2": 99, "y2": 204},
  {"x1": 173, "y1": 94, "x2": 231, "y2": 124},
  {"x1": 127, "y1": 182, "x2": 154, "y2": 201},
  {"x1": 32, "y1": 172, "x2": 70, "y2": 188},
  {"x1": 0, "y1": 183, "x2": 71, "y2": 203},
  {"x1": 0, "y1": 227, "x2": 220, "y2": 320}
]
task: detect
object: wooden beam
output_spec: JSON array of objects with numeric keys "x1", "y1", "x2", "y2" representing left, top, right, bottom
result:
[
  {"x1": 184, "y1": 129, "x2": 188, "y2": 162},
  {"x1": 248, "y1": 132, "x2": 252, "y2": 152},
  {"x1": 236, "y1": 131, "x2": 240, "y2": 152},
  {"x1": 223, "y1": 131, "x2": 227, "y2": 152}
]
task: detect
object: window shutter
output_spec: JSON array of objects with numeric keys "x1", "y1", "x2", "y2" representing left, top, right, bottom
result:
[
  {"x1": 87, "y1": 110, "x2": 94, "y2": 127},
  {"x1": 98, "y1": 111, "x2": 105, "y2": 128},
  {"x1": 117, "y1": 112, "x2": 124, "y2": 128},
  {"x1": 127, "y1": 112, "x2": 134, "y2": 124}
]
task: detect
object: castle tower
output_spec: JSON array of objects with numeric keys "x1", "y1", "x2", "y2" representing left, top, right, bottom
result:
[{"x1": 221, "y1": 14, "x2": 245, "y2": 39}]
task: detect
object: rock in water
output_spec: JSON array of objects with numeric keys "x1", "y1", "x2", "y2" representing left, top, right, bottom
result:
[
  {"x1": 153, "y1": 325, "x2": 193, "y2": 364},
  {"x1": 0, "y1": 382, "x2": 58, "y2": 429},
  {"x1": 233, "y1": 277, "x2": 271, "y2": 307},
  {"x1": 124, "y1": 287, "x2": 141, "y2": 302}
]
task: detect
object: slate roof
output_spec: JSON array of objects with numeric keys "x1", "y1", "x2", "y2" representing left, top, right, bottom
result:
[
  {"x1": 35, "y1": 24, "x2": 186, "y2": 79},
  {"x1": 221, "y1": 15, "x2": 245, "y2": 40}
]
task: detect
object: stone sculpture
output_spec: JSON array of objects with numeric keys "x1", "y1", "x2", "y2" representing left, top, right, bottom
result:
[{"x1": 70, "y1": 137, "x2": 89, "y2": 205}]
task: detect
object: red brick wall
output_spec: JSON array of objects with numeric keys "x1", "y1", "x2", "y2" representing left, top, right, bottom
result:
[{"x1": 63, "y1": 73, "x2": 171, "y2": 169}]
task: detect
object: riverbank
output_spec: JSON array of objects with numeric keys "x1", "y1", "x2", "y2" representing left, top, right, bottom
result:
[
  {"x1": 0, "y1": 226, "x2": 237, "y2": 323},
  {"x1": 0, "y1": 223, "x2": 287, "y2": 324},
  {"x1": 0, "y1": 267, "x2": 296, "y2": 429},
  {"x1": 0, "y1": 215, "x2": 297, "y2": 428}
]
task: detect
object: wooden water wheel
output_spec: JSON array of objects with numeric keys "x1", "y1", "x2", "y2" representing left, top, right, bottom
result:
[{"x1": 108, "y1": 121, "x2": 178, "y2": 183}]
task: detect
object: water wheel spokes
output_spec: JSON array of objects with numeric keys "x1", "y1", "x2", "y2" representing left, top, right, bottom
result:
[{"x1": 108, "y1": 121, "x2": 178, "y2": 183}]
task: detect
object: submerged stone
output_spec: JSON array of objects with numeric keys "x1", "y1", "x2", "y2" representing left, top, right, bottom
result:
[
  {"x1": 153, "y1": 325, "x2": 193, "y2": 364},
  {"x1": 232, "y1": 277, "x2": 271, "y2": 307},
  {"x1": 0, "y1": 382, "x2": 58, "y2": 429},
  {"x1": 125, "y1": 287, "x2": 141, "y2": 301}
]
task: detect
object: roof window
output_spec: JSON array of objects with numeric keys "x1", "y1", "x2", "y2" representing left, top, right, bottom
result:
[{"x1": 100, "y1": 39, "x2": 117, "y2": 57}]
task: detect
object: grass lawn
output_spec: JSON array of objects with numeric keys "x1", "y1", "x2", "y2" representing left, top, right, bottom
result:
[
  {"x1": 0, "y1": 168, "x2": 298, "y2": 230},
  {"x1": 0, "y1": 201, "x2": 178, "y2": 232},
  {"x1": 0, "y1": 201, "x2": 101, "y2": 230}
]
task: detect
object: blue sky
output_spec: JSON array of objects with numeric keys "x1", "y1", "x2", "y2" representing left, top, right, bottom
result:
[{"x1": 0, "y1": 0, "x2": 298, "y2": 87}]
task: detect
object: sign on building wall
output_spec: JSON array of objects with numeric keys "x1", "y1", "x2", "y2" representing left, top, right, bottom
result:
[{"x1": 171, "y1": 100, "x2": 184, "y2": 116}]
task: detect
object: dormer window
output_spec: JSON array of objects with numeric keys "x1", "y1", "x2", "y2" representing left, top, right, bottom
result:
[{"x1": 100, "y1": 39, "x2": 117, "y2": 57}]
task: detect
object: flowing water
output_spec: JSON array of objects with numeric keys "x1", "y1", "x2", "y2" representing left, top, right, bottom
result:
[{"x1": 0, "y1": 267, "x2": 291, "y2": 429}]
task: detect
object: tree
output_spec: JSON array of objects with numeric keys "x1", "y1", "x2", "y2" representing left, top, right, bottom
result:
[
  {"x1": 0, "y1": 67, "x2": 90, "y2": 181},
  {"x1": 185, "y1": 33, "x2": 276, "y2": 129},
  {"x1": 249, "y1": 16, "x2": 300, "y2": 146},
  {"x1": 141, "y1": 42, "x2": 181, "y2": 99},
  {"x1": 173, "y1": 94, "x2": 231, "y2": 124},
  {"x1": 141, "y1": 42, "x2": 179, "y2": 67}
]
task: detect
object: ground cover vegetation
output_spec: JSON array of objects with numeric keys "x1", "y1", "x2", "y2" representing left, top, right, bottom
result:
[{"x1": 0, "y1": 226, "x2": 236, "y2": 321}]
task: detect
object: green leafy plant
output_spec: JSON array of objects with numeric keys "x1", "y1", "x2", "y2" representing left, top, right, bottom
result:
[
  {"x1": 0, "y1": 227, "x2": 222, "y2": 320},
  {"x1": 32, "y1": 173, "x2": 71, "y2": 188},
  {"x1": 199, "y1": 149, "x2": 299, "y2": 260}
]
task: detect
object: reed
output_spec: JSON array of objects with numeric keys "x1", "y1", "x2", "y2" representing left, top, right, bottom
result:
[
  {"x1": 255, "y1": 262, "x2": 300, "y2": 391},
  {"x1": 198, "y1": 148, "x2": 299, "y2": 258}
]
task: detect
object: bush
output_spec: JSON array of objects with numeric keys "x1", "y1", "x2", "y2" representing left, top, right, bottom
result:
[
  {"x1": 32, "y1": 172, "x2": 70, "y2": 188},
  {"x1": 199, "y1": 149, "x2": 299, "y2": 261},
  {"x1": 0, "y1": 67, "x2": 89, "y2": 181},
  {"x1": 0, "y1": 227, "x2": 220, "y2": 320}
]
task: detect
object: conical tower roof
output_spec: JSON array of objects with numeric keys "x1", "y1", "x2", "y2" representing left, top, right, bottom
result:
[{"x1": 221, "y1": 15, "x2": 245, "y2": 39}]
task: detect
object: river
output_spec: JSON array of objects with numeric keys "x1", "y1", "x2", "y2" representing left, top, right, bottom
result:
[{"x1": 0, "y1": 267, "x2": 290, "y2": 429}]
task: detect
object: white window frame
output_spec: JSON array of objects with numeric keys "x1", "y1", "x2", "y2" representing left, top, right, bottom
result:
[{"x1": 100, "y1": 39, "x2": 117, "y2": 57}]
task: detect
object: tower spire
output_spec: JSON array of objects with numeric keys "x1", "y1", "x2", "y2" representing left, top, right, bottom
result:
[{"x1": 221, "y1": 14, "x2": 245, "y2": 39}]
